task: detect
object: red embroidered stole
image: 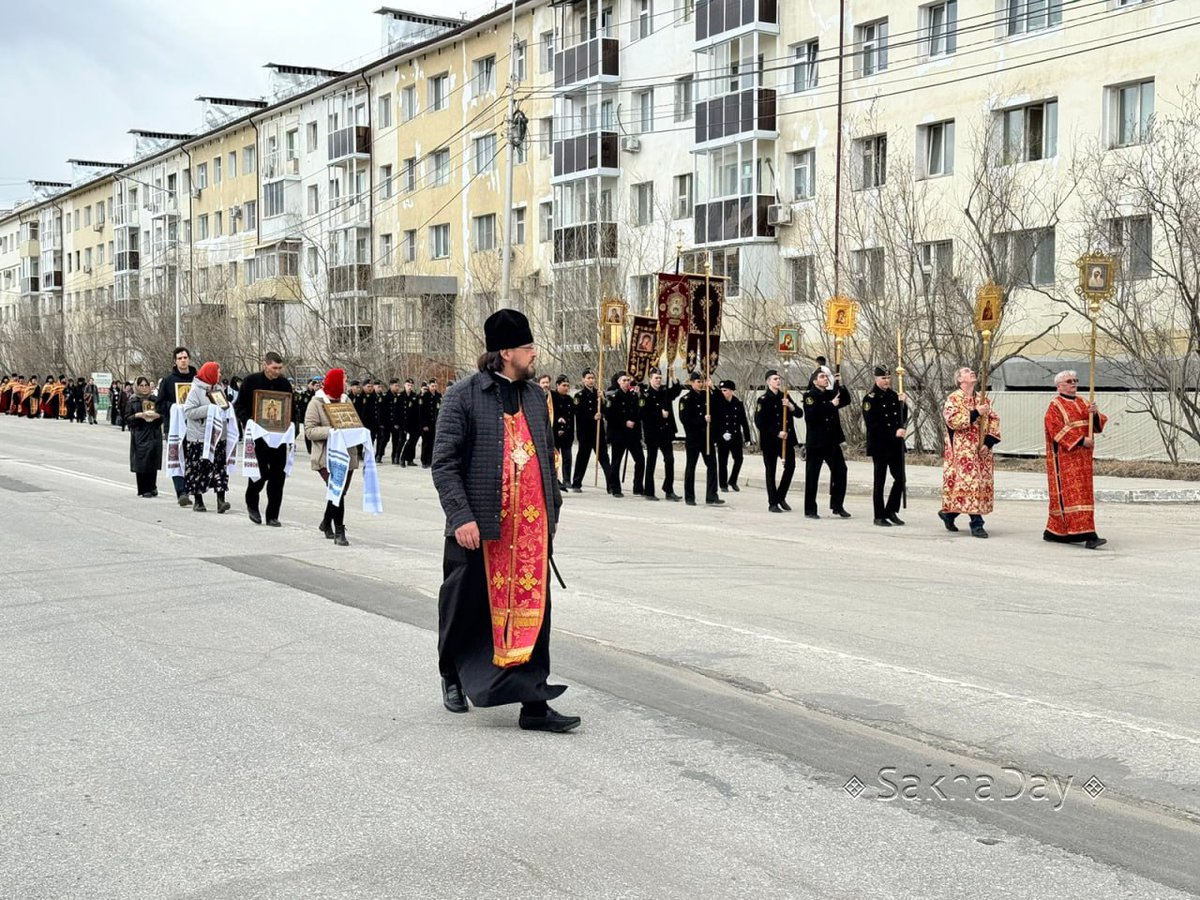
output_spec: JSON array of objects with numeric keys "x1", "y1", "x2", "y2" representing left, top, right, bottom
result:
[
  {"x1": 1045, "y1": 395, "x2": 1107, "y2": 535},
  {"x1": 483, "y1": 410, "x2": 549, "y2": 668}
]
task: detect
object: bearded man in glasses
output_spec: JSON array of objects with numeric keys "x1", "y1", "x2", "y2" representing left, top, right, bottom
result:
[{"x1": 1043, "y1": 370, "x2": 1108, "y2": 550}]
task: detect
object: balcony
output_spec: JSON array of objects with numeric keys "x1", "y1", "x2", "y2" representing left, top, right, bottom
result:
[
  {"x1": 19, "y1": 239, "x2": 39, "y2": 258},
  {"x1": 553, "y1": 37, "x2": 620, "y2": 90},
  {"x1": 147, "y1": 193, "x2": 180, "y2": 217},
  {"x1": 262, "y1": 154, "x2": 301, "y2": 181},
  {"x1": 39, "y1": 271, "x2": 64, "y2": 291},
  {"x1": 553, "y1": 131, "x2": 620, "y2": 180},
  {"x1": 694, "y1": 88, "x2": 777, "y2": 146},
  {"x1": 115, "y1": 251, "x2": 141, "y2": 273},
  {"x1": 113, "y1": 203, "x2": 140, "y2": 228},
  {"x1": 694, "y1": 195, "x2": 775, "y2": 244},
  {"x1": 253, "y1": 275, "x2": 302, "y2": 303},
  {"x1": 328, "y1": 263, "x2": 372, "y2": 296},
  {"x1": 333, "y1": 197, "x2": 370, "y2": 229},
  {"x1": 695, "y1": 0, "x2": 779, "y2": 43},
  {"x1": 20, "y1": 277, "x2": 39, "y2": 296},
  {"x1": 553, "y1": 222, "x2": 618, "y2": 264},
  {"x1": 328, "y1": 126, "x2": 371, "y2": 164}
]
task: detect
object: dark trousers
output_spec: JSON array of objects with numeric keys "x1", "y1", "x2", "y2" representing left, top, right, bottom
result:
[
  {"x1": 643, "y1": 436, "x2": 676, "y2": 497},
  {"x1": 608, "y1": 437, "x2": 645, "y2": 494},
  {"x1": 387, "y1": 427, "x2": 405, "y2": 463},
  {"x1": 172, "y1": 474, "x2": 187, "y2": 498},
  {"x1": 420, "y1": 428, "x2": 435, "y2": 466},
  {"x1": 135, "y1": 470, "x2": 157, "y2": 495},
  {"x1": 318, "y1": 467, "x2": 354, "y2": 528},
  {"x1": 762, "y1": 444, "x2": 797, "y2": 506},
  {"x1": 374, "y1": 426, "x2": 391, "y2": 461},
  {"x1": 555, "y1": 439, "x2": 573, "y2": 486},
  {"x1": 804, "y1": 444, "x2": 848, "y2": 515},
  {"x1": 717, "y1": 437, "x2": 744, "y2": 489},
  {"x1": 402, "y1": 428, "x2": 419, "y2": 463},
  {"x1": 571, "y1": 438, "x2": 611, "y2": 488},
  {"x1": 684, "y1": 444, "x2": 718, "y2": 502},
  {"x1": 872, "y1": 452, "x2": 906, "y2": 518},
  {"x1": 245, "y1": 440, "x2": 288, "y2": 519}
]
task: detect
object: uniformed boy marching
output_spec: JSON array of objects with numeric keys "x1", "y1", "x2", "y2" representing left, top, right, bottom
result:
[
  {"x1": 678, "y1": 372, "x2": 724, "y2": 506},
  {"x1": 862, "y1": 365, "x2": 909, "y2": 526},
  {"x1": 754, "y1": 369, "x2": 801, "y2": 513},
  {"x1": 714, "y1": 379, "x2": 751, "y2": 493}
]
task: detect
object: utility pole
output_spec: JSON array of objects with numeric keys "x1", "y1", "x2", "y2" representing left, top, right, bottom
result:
[{"x1": 498, "y1": 0, "x2": 520, "y2": 309}]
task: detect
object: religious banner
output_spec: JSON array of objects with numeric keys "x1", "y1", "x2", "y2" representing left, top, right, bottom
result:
[
  {"x1": 776, "y1": 324, "x2": 800, "y2": 356},
  {"x1": 626, "y1": 315, "x2": 660, "y2": 382},
  {"x1": 685, "y1": 275, "x2": 724, "y2": 373},
  {"x1": 656, "y1": 274, "x2": 691, "y2": 365}
]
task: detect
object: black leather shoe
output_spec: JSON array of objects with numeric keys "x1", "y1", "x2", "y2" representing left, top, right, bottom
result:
[
  {"x1": 778, "y1": 500, "x2": 791, "y2": 511},
  {"x1": 685, "y1": 499, "x2": 697, "y2": 506},
  {"x1": 971, "y1": 528, "x2": 989, "y2": 539},
  {"x1": 611, "y1": 491, "x2": 624, "y2": 498},
  {"x1": 265, "y1": 519, "x2": 281, "y2": 528},
  {"x1": 706, "y1": 497, "x2": 726, "y2": 505},
  {"x1": 832, "y1": 509, "x2": 851, "y2": 518},
  {"x1": 769, "y1": 504, "x2": 782, "y2": 513},
  {"x1": 805, "y1": 512, "x2": 819, "y2": 519},
  {"x1": 334, "y1": 530, "x2": 350, "y2": 546},
  {"x1": 644, "y1": 494, "x2": 660, "y2": 501},
  {"x1": 442, "y1": 679, "x2": 468, "y2": 714},
  {"x1": 518, "y1": 706, "x2": 580, "y2": 733},
  {"x1": 887, "y1": 514, "x2": 906, "y2": 526},
  {"x1": 1085, "y1": 537, "x2": 1108, "y2": 550},
  {"x1": 318, "y1": 520, "x2": 334, "y2": 539},
  {"x1": 178, "y1": 495, "x2": 193, "y2": 508},
  {"x1": 720, "y1": 486, "x2": 729, "y2": 493},
  {"x1": 874, "y1": 518, "x2": 892, "y2": 527},
  {"x1": 248, "y1": 510, "x2": 262, "y2": 525},
  {"x1": 193, "y1": 499, "x2": 207, "y2": 512},
  {"x1": 570, "y1": 485, "x2": 582, "y2": 493},
  {"x1": 664, "y1": 493, "x2": 682, "y2": 502},
  {"x1": 938, "y1": 511, "x2": 959, "y2": 532},
  {"x1": 730, "y1": 483, "x2": 740, "y2": 492}
]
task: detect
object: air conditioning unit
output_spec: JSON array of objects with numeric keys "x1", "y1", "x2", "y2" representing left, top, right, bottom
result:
[
  {"x1": 621, "y1": 136, "x2": 642, "y2": 153},
  {"x1": 92, "y1": 223, "x2": 104, "y2": 233},
  {"x1": 767, "y1": 204, "x2": 792, "y2": 226},
  {"x1": 83, "y1": 266, "x2": 92, "y2": 274},
  {"x1": 191, "y1": 188, "x2": 202, "y2": 200},
  {"x1": 230, "y1": 206, "x2": 243, "y2": 220}
]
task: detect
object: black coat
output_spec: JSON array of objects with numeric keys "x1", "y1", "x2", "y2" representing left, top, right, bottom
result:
[
  {"x1": 400, "y1": 391, "x2": 421, "y2": 429},
  {"x1": 157, "y1": 365, "x2": 197, "y2": 431},
  {"x1": 714, "y1": 393, "x2": 752, "y2": 443},
  {"x1": 432, "y1": 373, "x2": 561, "y2": 541},
  {"x1": 754, "y1": 388, "x2": 801, "y2": 454},
  {"x1": 803, "y1": 384, "x2": 852, "y2": 448},
  {"x1": 420, "y1": 391, "x2": 442, "y2": 430},
  {"x1": 550, "y1": 390, "x2": 574, "y2": 445},
  {"x1": 572, "y1": 387, "x2": 605, "y2": 444},
  {"x1": 605, "y1": 388, "x2": 642, "y2": 443},
  {"x1": 678, "y1": 387, "x2": 717, "y2": 451},
  {"x1": 127, "y1": 395, "x2": 163, "y2": 473},
  {"x1": 233, "y1": 371, "x2": 294, "y2": 428},
  {"x1": 862, "y1": 387, "x2": 909, "y2": 457},
  {"x1": 641, "y1": 383, "x2": 683, "y2": 442}
]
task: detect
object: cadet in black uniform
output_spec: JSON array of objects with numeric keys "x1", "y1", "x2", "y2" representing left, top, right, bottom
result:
[
  {"x1": 604, "y1": 371, "x2": 645, "y2": 497},
  {"x1": 678, "y1": 372, "x2": 723, "y2": 506},
  {"x1": 803, "y1": 369, "x2": 852, "y2": 519},
  {"x1": 714, "y1": 379, "x2": 751, "y2": 493},
  {"x1": 754, "y1": 369, "x2": 801, "y2": 512},
  {"x1": 641, "y1": 367, "x2": 683, "y2": 501},
  {"x1": 551, "y1": 375, "x2": 575, "y2": 490},
  {"x1": 570, "y1": 369, "x2": 611, "y2": 492},
  {"x1": 400, "y1": 378, "x2": 420, "y2": 466},
  {"x1": 862, "y1": 365, "x2": 909, "y2": 526},
  {"x1": 419, "y1": 379, "x2": 442, "y2": 468}
]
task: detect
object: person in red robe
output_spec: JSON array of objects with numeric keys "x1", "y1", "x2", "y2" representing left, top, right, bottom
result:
[
  {"x1": 1044, "y1": 370, "x2": 1108, "y2": 549},
  {"x1": 938, "y1": 366, "x2": 1001, "y2": 538},
  {"x1": 432, "y1": 308, "x2": 577, "y2": 733},
  {"x1": 0, "y1": 376, "x2": 11, "y2": 414}
]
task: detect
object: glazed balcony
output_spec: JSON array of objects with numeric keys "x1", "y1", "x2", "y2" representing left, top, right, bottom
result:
[
  {"x1": 328, "y1": 126, "x2": 371, "y2": 164},
  {"x1": 552, "y1": 131, "x2": 620, "y2": 180},
  {"x1": 694, "y1": 88, "x2": 777, "y2": 146},
  {"x1": 553, "y1": 222, "x2": 618, "y2": 264},
  {"x1": 553, "y1": 37, "x2": 619, "y2": 90},
  {"x1": 328, "y1": 263, "x2": 372, "y2": 296},
  {"x1": 693, "y1": 195, "x2": 775, "y2": 244},
  {"x1": 695, "y1": 0, "x2": 779, "y2": 44}
]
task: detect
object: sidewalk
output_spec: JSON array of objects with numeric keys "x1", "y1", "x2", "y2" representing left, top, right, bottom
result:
[{"x1": 639, "y1": 449, "x2": 1200, "y2": 504}]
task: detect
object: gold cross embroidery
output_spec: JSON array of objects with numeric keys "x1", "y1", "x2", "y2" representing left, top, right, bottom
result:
[
  {"x1": 522, "y1": 505, "x2": 540, "y2": 523},
  {"x1": 491, "y1": 572, "x2": 507, "y2": 589},
  {"x1": 517, "y1": 572, "x2": 539, "y2": 591}
]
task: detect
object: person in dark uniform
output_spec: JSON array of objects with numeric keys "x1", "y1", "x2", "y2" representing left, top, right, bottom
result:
[
  {"x1": 604, "y1": 371, "x2": 645, "y2": 497},
  {"x1": 714, "y1": 379, "x2": 751, "y2": 493},
  {"x1": 678, "y1": 371, "x2": 723, "y2": 506},
  {"x1": 862, "y1": 365, "x2": 909, "y2": 526},
  {"x1": 569, "y1": 368, "x2": 610, "y2": 492},
  {"x1": 754, "y1": 369, "x2": 801, "y2": 512},
  {"x1": 349, "y1": 380, "x2": 365, "y2": 420},
  {"x1": 551, "y1": 374, "x2": 575, "y2": 490},
  {"x1": 419, "y1": 378, "x2": 443, "y2": 468},
  {"x1": 803, "y1": 369, "x2": 852, "y2": 519},
  {"x1": 378, "y1": 379, "x2": 401, "y2": 464},
  {"x1": 296, "y1": 377, "x2": 318, "y2": 454},
  {"x1": 640, "y1": 367, "x2": 683, "y2": 502},
  {"x1": 360, "y1": 380, "x2": 381, "y2": 454},
  {"x1": 400, "y1": 378, "x2": 420, "y2": 466}
]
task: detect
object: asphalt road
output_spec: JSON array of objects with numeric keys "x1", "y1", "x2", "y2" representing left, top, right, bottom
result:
[{"x1": 1, "y1": 415, "x2": 1197, "y2": 899}]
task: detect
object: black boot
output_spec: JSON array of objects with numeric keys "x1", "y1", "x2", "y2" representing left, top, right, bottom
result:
[
  {"x1": 216, "y1": 491, "x2": 231, "y2": 514},
  {"x1": 319, "y1": 503, "x2": 335, "y2": 539},
  {"x1": 192, "y1": 494, "x2": 207, "y2": 512}
]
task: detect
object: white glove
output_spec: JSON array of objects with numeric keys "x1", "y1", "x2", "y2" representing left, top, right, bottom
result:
[{"x1": 723, "y1": 432, "x2": 732, "y2": 441}]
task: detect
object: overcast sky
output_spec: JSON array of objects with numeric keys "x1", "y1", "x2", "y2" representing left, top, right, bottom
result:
[{"x1": 0, "y1": 0, "x2": 478, "y2": 207}]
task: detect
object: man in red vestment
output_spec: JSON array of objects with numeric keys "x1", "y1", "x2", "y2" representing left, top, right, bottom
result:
[
  {"x1": 432, "y1": 308, "x2": 577, "y2": 733},
  {"x1": 1043, "y1": 370, "x2": 1108, "y2": 549}
]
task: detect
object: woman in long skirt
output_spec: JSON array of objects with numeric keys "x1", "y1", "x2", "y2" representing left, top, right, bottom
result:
[{"x1": 182, "y1": 361, "x2": 231, "y2": 513}]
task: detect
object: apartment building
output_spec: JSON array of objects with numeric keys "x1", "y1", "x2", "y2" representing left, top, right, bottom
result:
[{"x1": 0, "y1": 0, "x2": 1187, "y2": 384}]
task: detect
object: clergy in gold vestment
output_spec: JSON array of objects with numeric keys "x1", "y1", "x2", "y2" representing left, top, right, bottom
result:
[
  {"x1": 938, "y1": 366, "x2": 1001, "y2": 538},
  {"x1": 1043, "y1": 370, "x2": 1108, "y2": 550}
]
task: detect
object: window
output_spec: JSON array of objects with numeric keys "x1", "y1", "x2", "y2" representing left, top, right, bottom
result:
[
  {"x1": 635, "y1": 0, "x2": 652, "y2": 40},
  {"x1": 673, "y1": 173, "x2": 694, "y2": 218},
  {"x1": 306, "y1": 122, "x2": 318, "y2": 153},
  {"x1": 473, "y1": 214, "x2": 496, "y2": 252},
  {"x1": 540, "y1": 117, "x2": 553, "y2": 159},
  {"x1": 97, "y1": 244, "x2": 105, "y2": 266},
  {"x1": 306, "y1": 185, "x2": 320, "y2": 215},
  {"x1": 196, "y1": 163, "x2": 208, "y2": 189},
  {"x1": 673, "y1": 76, "x2": 694, "y2": 122},
  {"x1": 380, "y1": 164, "x2": 393, "y2": 199},
  {"x1": 634, "y1": 90, "x2": 654, "y2": 134},
  {"x1": 921, "y1": 120, "x2": 955, "y2": 177},
  {"x1": 1006, "y1": 0, "x2": 1062, "y2": 36},
  {"x1": 430, "y1": 223, "x2": 450, "y2": 259},
  {"x1": 244, "y1": 200, "x2": 257, "y2": 229},
  {"x1": 402, "y1": 229, "x2": 417, "y2": 262},
  {"x1": 474, "y1": 134, "x2": 498, "y2": 174},
  {"x1": 790, "y1": 256, "x2": 816, "y2": 306},
  {"x1": 263, "y1": 181, "x2": 285, "y2": 218},
  {"x1": 229, "y1": 151, "x2": 237, "y2": 178},
  {"x1": 213, "y1": 211, "x2": 223, "y2": 237},
  {"x1": 197, "y1": 215, "x2": 209, "y2": 240},
  {"x1": 380, "y1": 232, "x2": 394, "y2": 263},
  {"x1": 633, "y1": 181, "x2": 654, "y2": 226},
  {"x1": 710, "y1": 247, "x2": 740, "y2": 296},
  {"x1": 286, "y1": 129, "x2": 298, "y2": 160},
  {"x1": 1109, "y1": 79, "x2": 1154, "y2": 147},
  {"x1": 378, "y1": 94, "x2": 392, "y2": 128},
  {"x1": 243, "y1": 146, "x2": 256, "y2": 174},
  {"x1": 402, "y1": 157, "x2": 416, "y2": 193},
  {"x1": 792, "y1": 40, "x2": 819, "y2": 92},
  {"x1": 401, "y1": 86, "x2": 417, "y2": 122},
  {"x1": 84, "y1": 248, "x2": 92, "y2": 269},
  {"x1": 916, "y1": 240, "x2": 953, "y2": 293},
  {"x1": 857, "y1": 19, "x2": 888, "y2": 76},
  {"x1": 1110, "y1": 216, "x2": 1152, "y2": 278},
  {"x1": 925, "y1": 1, "x2": 957, "y2": 56},
  {"x1": 515, "y1": 42, "x2": 527, "y2": 82},
  {"x1": 851, "y1": 248, "x2": 885, "y2": 298},
  {"x1": 509, "y1": 207, "x2": 526, "y2": 245},
  {"x1": 83, "y1": 206, "x2": 91, "y2": 227},
  {"x1": 856, "y1": 134, "x2": 887, "y2": 189},
  {"x1": 790, "y1": 149, "x2": 815, "y2": 200},
  {"x1": 430, "y1": 148, "x2": 451, "y2": 186},
  {"x1": 429, "y1": 73, "x2": 449, "y2": 111},
  {"x1": 473, "y1": 56, "x2": 496, "y2": 97},
  {"x1": 1001, "y1": 99, "x2": 1058, "y2": 163},
  {"x1": 994, "y1": 228, "x2": 1056, "y2": 285},
  {"x1": 540, "y1": 202, "x2": 553, "y2": 241},
  {"x1": 213, "y1": 156, "x2": 222, "y2": 185}
]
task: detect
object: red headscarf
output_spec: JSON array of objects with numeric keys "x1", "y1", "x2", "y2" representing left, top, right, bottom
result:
[
  {"x1": 323, "y1": 368, "x2": 345, "y2": 399},
  {"x1": 197, "y1": 361, "x2": 220, "y2": 384}
]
